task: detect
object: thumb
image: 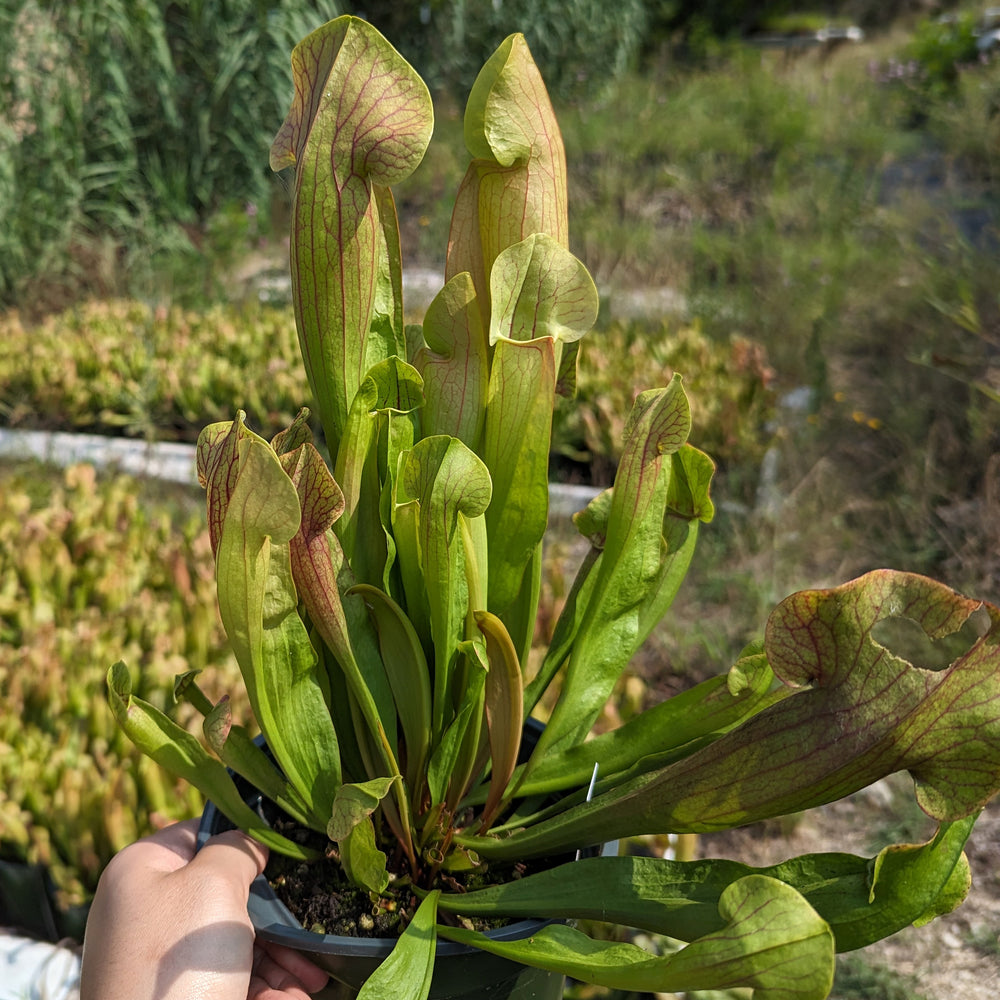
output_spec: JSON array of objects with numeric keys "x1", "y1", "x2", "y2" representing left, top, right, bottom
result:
[{"x1": 188, "y1": 829, "x2": 269, "y2": 892}]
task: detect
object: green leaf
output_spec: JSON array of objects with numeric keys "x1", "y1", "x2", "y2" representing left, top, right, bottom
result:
[
  {"x1": 666, "y1": 443, "x2": 717, "y2": 522},
  {"x1": 357, "y1": 891, "x2": 439, "y2": 1000},
  {"x1": 501, "y1": 654, "x2": 780, "y2": 801},
  {"x1": 341, "y1": 814, "x2": 390, "y2": 896},
  {"x1": 329, "y1": 776, "x2": 400, "y2": 841},
  {"x1": 335, "y1": 356, "x2": 424, "y2": 581},
  {"x1": 447, "y1": 33, "x2": 568, "y2": 325},
  {"x1": 173, "y1": 670, "x2": 213, "y2": 717},
  {"x1": 202, "y1": 696, "x2": 314, "y2": 829},
  {"x1": 348, "y1": 584, "x2": 432, "y2": 797},
  {"x1": 107, "y1": 663, "x2": 316, "y2": 860},
  {"x1": 476, "y1": 571, "x2": 1000, "y2": 858},
  {"x1": 271, "y1": 407, "x2": 314, "y2": 456},
  {"x1": 278, "y1": 442, "x2": 400, "y2": 774},
  {"x1": 203, "y1": 422, "x2": 341, "y2": 828},
  {"x1": 534, "y1": 377, "x2": 696, "y2": 754},
  {"x1": 414, "y1": 272, "x2": 488, "y2": 450},
  {"x1": 447, "y1": 817, "x2": 974, "y2": 952},
  {"x1": 474, "y1": 611, "x2": 524, "y2": 830},
  {"x1": 195, "y1": 416, "x2": 247, "y2": 558},
  {"x1": 398, "y1": 436, "x2": 492, "y2": 744},
  {"x1": 480, "y1": 335, "x2": 556, "y2": 620},
  {"x1": 426, "y1": 652, "x2": 488, "y2": 809},
  {"x1": 488, "y1": 234, "x2": 598, "y2": 347},
  {"x1": 522, "y1": 546, "x2": 602, "y2": 715},
  {"x1": 271, "y1": 15, "x2": 432, "y2": 460},
  {"x1": 817, "y1": 816, "x2": 973, "y2": 947},
  {"x1": 762, "y1": 570, "x2": 1000, "y2": 822},
  {"x1": 389, "y1": 478, "x2": 432, "y2": 651},
  {"x1": 441, "y1": 875, "x2": 834, "y2": 1000}
]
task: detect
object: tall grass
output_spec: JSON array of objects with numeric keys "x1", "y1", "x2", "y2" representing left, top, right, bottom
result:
[{"x1": 0, "y1": 0, "x2": 342, "y2": 308}]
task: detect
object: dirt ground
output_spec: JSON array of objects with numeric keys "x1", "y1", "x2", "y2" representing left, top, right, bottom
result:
[{"x1": 696, "y1": 778, "x2": 1000, "y2": 999}]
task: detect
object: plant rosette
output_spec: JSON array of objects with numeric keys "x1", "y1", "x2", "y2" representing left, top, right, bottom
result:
[
  {"x1": 109, "y1": 15, "x2": 1000, "y2": 1000},
  {"x1": 196, "y1": 722, "x2": 606, "y2": 999}
]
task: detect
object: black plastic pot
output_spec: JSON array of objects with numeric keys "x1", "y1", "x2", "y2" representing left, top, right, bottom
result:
[
  {"x1": 200, "y1": 794, "x2": 564, "y2": 1000},
  {"x1": 198, "y1": 723, "x2": 587, "y2": 1000}
]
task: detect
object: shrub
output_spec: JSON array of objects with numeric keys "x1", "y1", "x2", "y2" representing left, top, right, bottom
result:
[
  {"x1": 0, "y1": 1, "x2": 85, "y2": 303},
  {"x1": 903, "y1": 11, "x2": 981, "y2": 99},
  {"x1": 359, "y1": 0, "x2": 649, "y2": 98},
  {"x1": 0, "y1": 299, "x2": 309, "y2": 441}
]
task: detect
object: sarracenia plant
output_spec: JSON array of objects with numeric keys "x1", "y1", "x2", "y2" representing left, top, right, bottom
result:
[{"x1": 109, "y1": 16, "x2": 1000, "y2": 1000}]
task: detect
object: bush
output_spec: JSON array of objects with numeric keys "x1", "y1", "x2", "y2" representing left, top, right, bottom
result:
[
  {"x1": 0, "y1": 299, "x2": 310, "y2": 441},
  {"x1": 0, "y1": 2, "x2": 85, "y2": 303},
  {"x1": 359, "y1": 0, "x2": 649, "y2": 98},
  {"x1": 903, "y1": 11, "x2": 981, "y2": 98}
]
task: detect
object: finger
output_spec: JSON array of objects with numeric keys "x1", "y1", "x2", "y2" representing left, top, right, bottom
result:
[
  {"x1": 249, "y1": 949, "x2": 320, "y2": 1000},
  {"x1": 257, "y1": 941, "x2": 330, "y2": 993},
  {"x1": 148, "y1": 816, "x2": 200, "y2": 852},
  {"x1": 189, "y1": 828, "x2": 269, "y2": 890},
  {"x1": 247, "y1": 977, "x2": 314, "y2": 1000}
]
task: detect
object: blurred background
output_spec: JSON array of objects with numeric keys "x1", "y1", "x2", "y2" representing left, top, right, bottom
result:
[{"x1": 1, "y1": 1, "x2": 998, "y2": 995}]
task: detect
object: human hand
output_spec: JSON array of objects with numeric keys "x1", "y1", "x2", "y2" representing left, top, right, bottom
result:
[{"x1": 79, "y1": 819, "x2": 329, "y2": 1000}]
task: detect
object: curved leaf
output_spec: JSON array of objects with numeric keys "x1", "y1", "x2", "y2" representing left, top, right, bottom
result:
[
  {"x1": 329, "y1": 776, "x2": 400, "y2": 841},
  {"x1": 203, "y1": 696, "x2": 313, "y2": 829},
  {"x1": 447, "y1": 34, "x2": 568, "y2": 327},
  {"x1": 764, "y1": 570, "x2": 1000, "y2": 822},
  {"x1": 271, "y1": 15, "x2": 433, "y2": 459},
  {"x1": 474, "y1": 571, "x2": 1000, "y2": 858},
  {"x1": 348, "y1": 583, "x2": 432, "y2": 796},
  {"x1": 205, "y1": 425, "x2": 341, "y2": 827},
  {"x1": 481, "y1": 335, "x2": 556, "y2": 619},
  {"x1": 441, "y1": 875, "x2": 834, "y2": 1000},
  {"x1": 278, "y1": 441, "x2": 407, "y2": 845},
  {"x1": 448, "y1": 817, "x2": 974, "y2": 952},
  {"x1": 341, "y1": 814, "x2": 390, "y2": 896},
  {"x1": 474, "y1": 611, "x2": 524, "y2": 830},
  {"x1": 357, "y1": 891, "x2": 439, "y2": 1000},
  {"x1": 414, "y1": 271, "x2": 488, "y2": 450},
  {"x1": 399, "y1": 436, "x2": 492, "y2": 743},
  {"x1": 534, "y1": 377, "x2": 697, "y2": 755},
  {"x1": 107, "y1": 663, "x2": 317, "y2": 860},
  {"x1": 335, "y1": 356, "x2": 424, "y2": 581},
  {"x1": 488, "y1": 234, "x2": 598, "y2": 347},
  {"x1": 498, "y1": 653, "x2": 780, "y2": 801},
  {"x1": 279, "y1": 443, "x2": 395, "y2": 740}
]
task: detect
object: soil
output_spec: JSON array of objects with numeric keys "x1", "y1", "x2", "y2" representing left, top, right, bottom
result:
[
  {"x1": 266, "y1": 842, "x2": 543, "y2": 940},
  {"x1": 268, "y1": 849, "x2": 406, "y2": 938},
  {"x1": 696, "y1": 776, "x2": 1000, "y2": 999}
]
